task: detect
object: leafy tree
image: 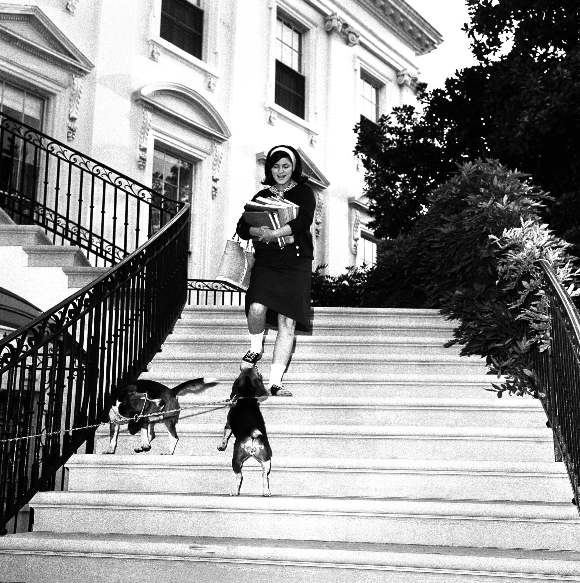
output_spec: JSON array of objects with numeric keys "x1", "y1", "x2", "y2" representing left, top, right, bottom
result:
[{"x1": 355, "y1": 1, "x2": 580, "y2": 252}]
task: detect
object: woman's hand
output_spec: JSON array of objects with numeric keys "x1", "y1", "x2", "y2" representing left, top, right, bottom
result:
[{"x1": 258, "y1": 226, "x2": 278, "y2": 244}]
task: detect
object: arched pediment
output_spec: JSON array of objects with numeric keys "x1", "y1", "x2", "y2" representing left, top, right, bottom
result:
[
  {"x1": 136, "y1": 83, "x2": 231, "y2": 143},
  {"x1": 0, "y1": 4, "x2": 93, "y2": 76}
]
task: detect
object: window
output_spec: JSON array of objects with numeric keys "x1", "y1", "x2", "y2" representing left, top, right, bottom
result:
[
  {"x1": 150, "y1": 147, "x2": 194, "y2": 233},
  {"x1": 275, "y1": 16, "x2": 306, "y2": 119},
  {"x1": 160, "y1": 0, "x2": 204, "y2": 60},
  {"x1": 361, "y1": 73, "x2": 381, "y2": 123},
  {"x1": 358, "y1": 233, "x2": 377, "y2": 267},
  {"x1": 0, "y1": 80, "x2": 45, "y2": 221}
]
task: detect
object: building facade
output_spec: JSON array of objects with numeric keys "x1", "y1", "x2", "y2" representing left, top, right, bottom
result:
[{"x1": 0, "y1": 0, "x2": 441, "y2": 278}]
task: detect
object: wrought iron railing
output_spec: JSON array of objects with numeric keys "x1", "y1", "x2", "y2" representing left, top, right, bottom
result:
[
  {"x1": 0, "y1": 111, "x2": 177, "y2": 267},
  {"x1": 527, "y1": 259, "x2": 580, "y2": 507},
  {"x1": 0, "y1": 112, "x2": 190, "y2": 534},
  {"x1": 0, "y1": 205, "x2": 190, "y2": 534},
  {"x1": 187, "y1": 279, "x2": 245, "y2": 306}
]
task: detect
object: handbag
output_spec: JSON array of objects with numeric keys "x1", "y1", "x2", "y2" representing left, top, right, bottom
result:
[{"x1": 215, "y1": 236, "x2": 255, "y2": 291}]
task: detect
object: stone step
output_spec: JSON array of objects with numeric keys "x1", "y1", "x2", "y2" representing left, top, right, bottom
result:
[
  {"x1": 147, "y1": 353, "x2": 487, "y2": 377},
  {"x1": 62, "y1": 266, "x2": 110, "y2": 289},
  {"x1": 29, "y1": 492, "x2": 580, "y2": 551},
  {"x1": 0, "y1": 224, "x2": 51, "y2": 245},
  {"x1": 22, "y1": 245, "x2": 91, "y2": 267},
  {"x1": 93, "y1": 423, "x2": 555, "y2": 462},
  {"x1": 4, "y1": 533, "x2": 580, "y2": 583},
  {"x1": 164, "y1": 396, "x2": 544, "y2": 428},
  {"x1": 138, "y1": 371, "x2": 501, "y2": 399},
  {"x1": 66, "y1": 455, "x2": 570, "y2": 503},
  {"x1": 180, "y1": 306, "x2": 455, "y2": 327},
  {"x1": 161, "y1": 334, "x2": 459, "y2": 357},
  {"x1": 174, "y1": 318, "x2": 456, "y2": 338}
]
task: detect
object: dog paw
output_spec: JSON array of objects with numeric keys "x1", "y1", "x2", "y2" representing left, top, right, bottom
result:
[
  {"x1": 229, "y1": 491, "x2": 240, "y2": 496},
  {"x1": 103, "y1": 449, "x2": 115, "y2": 455},
  {"x1": 134, "y1": 445, "x2": 151, "y2": 453},
  {"x1": 263, "y1": 491, "x2": 272, "y2": 497},
  {"x1": 217, "y1": 442, "x2": 227, "y2": 451}
]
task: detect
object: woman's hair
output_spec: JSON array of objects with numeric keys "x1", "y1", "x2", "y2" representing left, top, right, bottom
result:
[{"x1": 262, "y1": 145, "x2": 308, "y2": 185}]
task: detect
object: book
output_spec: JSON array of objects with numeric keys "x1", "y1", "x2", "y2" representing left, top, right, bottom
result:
[
  {"x1": 243, "y1": 211, "x2": 286, "y2": 248},
  {"x1": 243, "y1": 197, "x2": 298, "y2": 246}
]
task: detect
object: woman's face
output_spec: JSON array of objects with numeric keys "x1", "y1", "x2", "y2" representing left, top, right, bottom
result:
[{"x1": 271, "y1": 157, "x2": 293, "y2": 187}]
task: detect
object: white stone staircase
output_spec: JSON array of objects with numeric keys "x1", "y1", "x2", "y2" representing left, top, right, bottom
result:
[
  {"x1": 1, "y1": 305, "x2": 580, "y2": 581},
  {"x1": 0, "y1": 210, "x2": 108, "y2": 312}
]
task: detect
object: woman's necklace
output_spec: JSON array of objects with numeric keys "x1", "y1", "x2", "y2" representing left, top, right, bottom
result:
[{"x1": 269, "y1": 180, "x2": 296, "y2": 197}]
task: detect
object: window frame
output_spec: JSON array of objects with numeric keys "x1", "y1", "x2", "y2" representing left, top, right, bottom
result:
[
  {"x1": 267, "y1": 4, "x2": 318, "y2": 130},
  {"x1": 149, "y1": 141, "x2": 197, "y2": 234},
  {"x1": 160, "y1": 0, "x2": 204, "y2": 61}
]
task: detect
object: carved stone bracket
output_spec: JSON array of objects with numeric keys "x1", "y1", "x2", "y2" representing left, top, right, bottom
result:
[
  {"x1": 325, "y1": 12, "x2": 360, "y2": 47},
  {"x1": 137, "y1": 108, "x2": 152, "y2": 170},
  {"x1": 265, "y1": 106, "x2": 277, "y2": 126},
  {"x1": 352, "y1": 209, "x2": 361, "y2": 255},
  {"x1": 397, "y1": 68, "x2": 419, "y2": 90},
  {"x1": 211, "y1": 144, "x2": 224, "y2": 199},
  {"x1": 314, "y1": 191, "x2": 324, "y2": 239},
  {"x1": 206, "y1": 73, "x2": 217, "y2": 92},
  {"x1": 149, "y1": 41, "x2": 161, "y2": 62},
  {"x1": 67, "y1": 76, "x2": 82, "y2": 141},
  {"x1": 65, "y1": 0, "x2": 79, "y2": 15}
]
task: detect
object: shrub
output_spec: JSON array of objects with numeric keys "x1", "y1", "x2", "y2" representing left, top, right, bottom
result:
[
  {"x1": 363, "y1": 159, "x2": 580, "y2": 396},
  {"x1": 311, "y1": 264, "x2": 370, "y2": 307}
]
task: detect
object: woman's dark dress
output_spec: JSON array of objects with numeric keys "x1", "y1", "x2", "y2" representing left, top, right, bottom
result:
[{"x1": 236, "y1": 182, "x2": 316, "y2": 332}]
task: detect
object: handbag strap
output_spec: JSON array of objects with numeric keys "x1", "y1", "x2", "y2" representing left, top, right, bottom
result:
[{"x1": 233, "y1": 232, "x2": 252, "y2": 252}]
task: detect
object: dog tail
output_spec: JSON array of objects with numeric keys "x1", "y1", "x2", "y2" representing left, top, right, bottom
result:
[{"x1": 171, "y1": 377, "x2": 218, "y2": 396}]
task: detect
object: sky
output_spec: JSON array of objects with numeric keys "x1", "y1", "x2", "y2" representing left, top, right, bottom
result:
[{"x1": 405, "y1": 0, "x2": 478, "y2": 90}]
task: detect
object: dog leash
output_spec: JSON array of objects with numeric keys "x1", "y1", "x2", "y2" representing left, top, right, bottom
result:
[{"x1": 0, "y1": 399, "x2": 232, "y2": 444}]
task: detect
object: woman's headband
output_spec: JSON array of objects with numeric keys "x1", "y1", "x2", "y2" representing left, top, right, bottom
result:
[{"x1": 270, "y1": 146, "x2": 296, "y2": 170}]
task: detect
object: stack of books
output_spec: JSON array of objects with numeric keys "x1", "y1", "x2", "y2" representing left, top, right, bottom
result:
[{"x1": 243, "y1": 196, "x2": 298, "y2": 248}]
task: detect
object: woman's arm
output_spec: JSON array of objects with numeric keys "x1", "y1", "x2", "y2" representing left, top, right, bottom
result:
[{"x1": 285, "y1": 185, "x2": 316, "y2": 235}]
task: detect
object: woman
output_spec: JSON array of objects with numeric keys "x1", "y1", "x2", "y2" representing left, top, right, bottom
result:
[{"x1": 236, "y1": 145, "x2": 316, "y2": 397}]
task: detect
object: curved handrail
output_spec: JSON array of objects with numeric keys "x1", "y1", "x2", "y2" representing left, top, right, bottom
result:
[
  {"x1": 0, "y1": 111, "x2": 181, "y2": 266},
  {"x1": 0, "y1": 204, "x2": 190, "y2": 534},
  {"x1": 0, "y1": 111, "x2": 192, "y2": 533},
  {"x1": 528, "y1": 259, "x2": 580, "y2": 507}
]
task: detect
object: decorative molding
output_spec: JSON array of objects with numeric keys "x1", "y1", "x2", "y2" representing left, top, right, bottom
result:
[
  {"x1": 67, "y1": 75, "x2": 82, "y2": 141},
  {"x1": 314, "y1": 191, "x2": 324, "y2": 239},
  {"x1": 360, "y1": 0, "x2": 442, "y2": 56},
  {"x1": 0, "y1": 6, "x2": 94, "y2": 76},
  {"x1": 266, "y1": 106, "x2": 277, "y2": 126},
  {"x1": 352, "y1": 209, "x2": 361, "y2": 255},
  {"x1": 325, "y1": 12, "x2": 360, "y2": 47},
  {"x1": 149, "y1": 41, "x2": 160, "y2": 62},
  {"x1": 65, "y1": 0, "x2": 79, "y2": 15},
  {"x1": 137, "y1": 108, "x2": 152, "y2": 170},
  {"x1": 397, "y1": 68, "x2": 418, "y2": 90},
  {"x1": 206, "y1": 73, "x2": 217, "y2": 92},
  {"x1": 211, "y1": 144, "x2": 223, "y2": 199}
]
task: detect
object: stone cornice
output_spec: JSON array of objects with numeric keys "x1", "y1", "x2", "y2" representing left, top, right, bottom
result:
[{"x1": 358, "y1": 0, "x2": 442, "y2": 56}]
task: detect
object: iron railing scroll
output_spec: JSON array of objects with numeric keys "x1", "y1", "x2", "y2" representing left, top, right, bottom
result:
[
  {"x1": 527, "y1": 259, "x2": 580, "y2": 508},
  {"x1": 0, "y1": 111, "x2": 177, "y2": 267},
  {"x1": 187, "y1": 279, "x2": 246, "y2": 306},
  {"x1": 0, "y1": 111, "x2": 190, "y2": 534},
  {"x1": 0, "y1": 206, "x2": 190, "y2": 534}
]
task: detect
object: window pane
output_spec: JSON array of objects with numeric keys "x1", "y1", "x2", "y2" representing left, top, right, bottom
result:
[
  {"x1": 161, "y1": 0, "x2": 204, "y2": 59},
  {"x1": 275, "y1": 60, "x2": 305, "y2": 118},
  {"x1": 276, "y1": 17, "x2": 302, "y2": 73}
]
